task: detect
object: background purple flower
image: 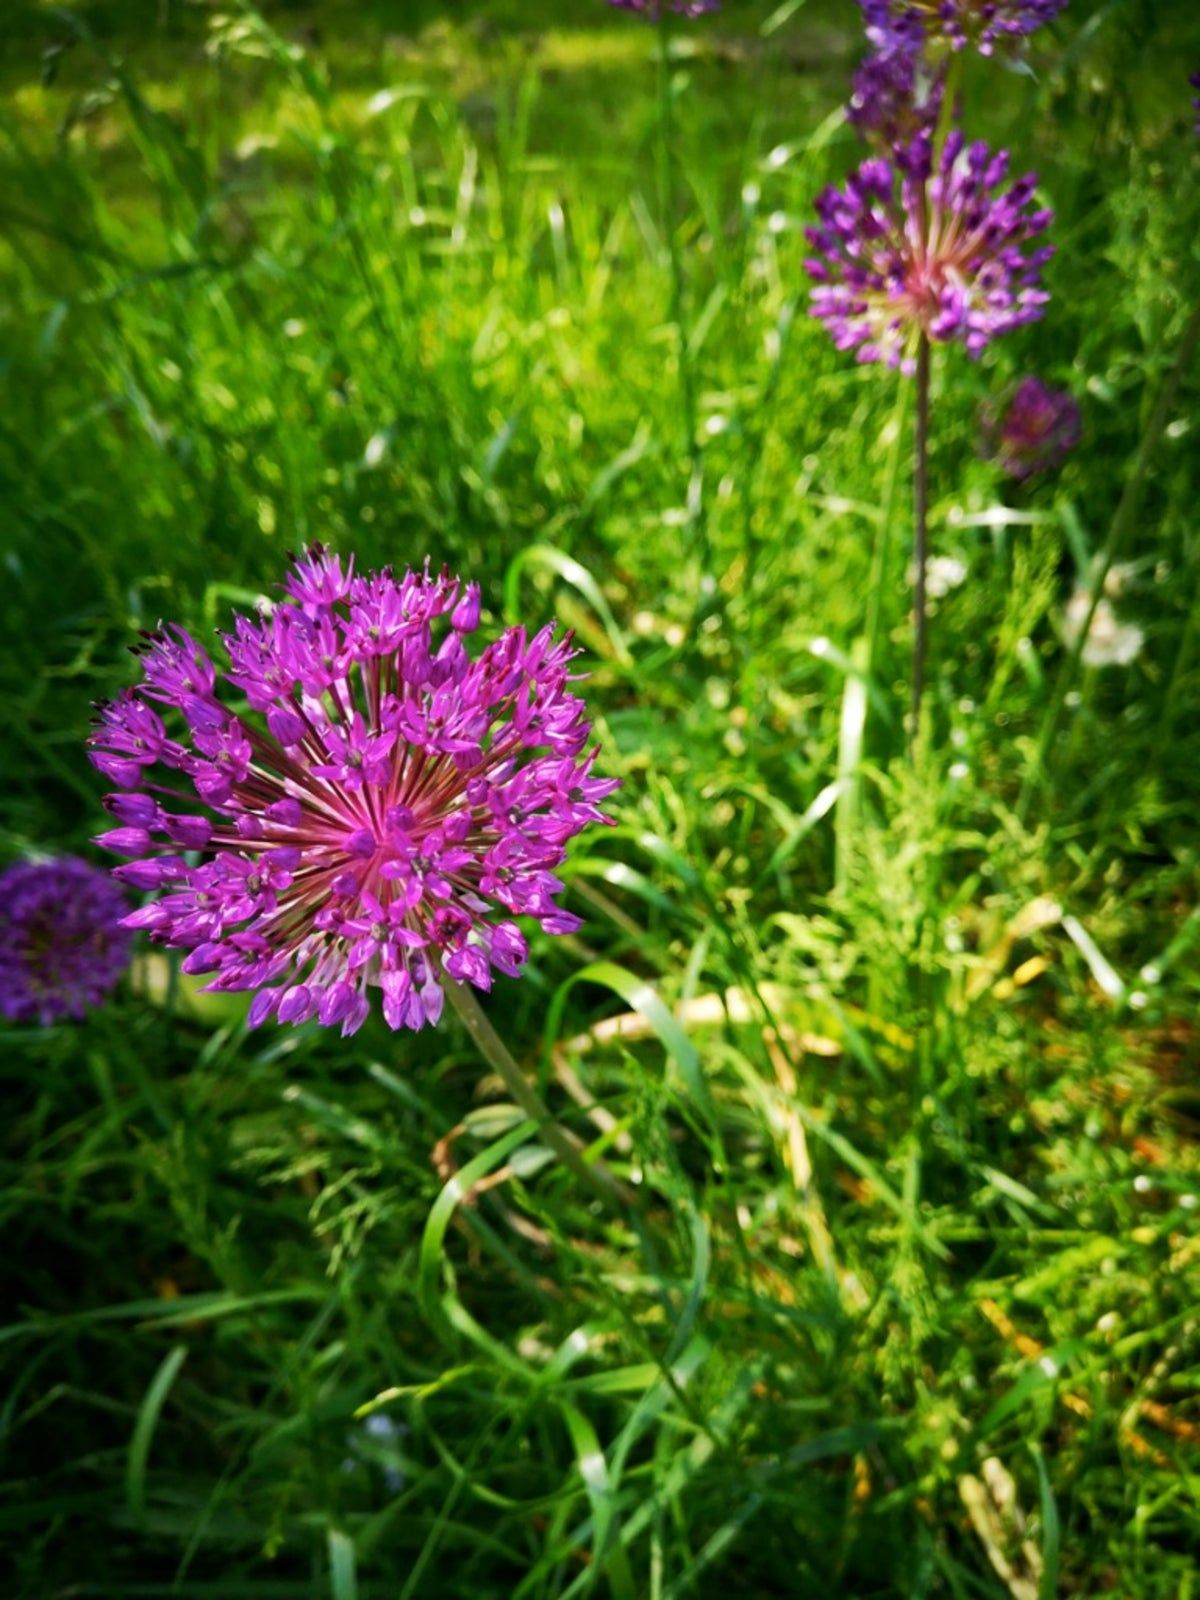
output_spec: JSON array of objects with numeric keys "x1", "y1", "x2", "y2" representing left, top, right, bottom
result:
[
  {"x1": 1191, "y1": 70, "x2": 1200, "y2": 133},
  {"x1": 607, "y1": 0, "x2": 718, "y2": 17},
  {"x1": 859, "y1": 0, "x2": 1068, "y2": 57},
  {"x1": 847, "y1": 43, "x2": 945, "y2": 145},
  {"x1": 982, "y1": 375, "x2": 1080, "y2": 479},
  {"x1": 89, "y1": 548, "x2": 618, "y2": 1036},
  {"x1": 0, "y1": 857, "x2": 130, "y2": 1024},
  {"x1": 804, "y1": 131, "x2": 1054, "y2": 369}
]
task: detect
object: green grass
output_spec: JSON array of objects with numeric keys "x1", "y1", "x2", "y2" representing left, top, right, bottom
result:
[{"x1": 2, "y1": 0, "x2": 1200, "y2": 1595}]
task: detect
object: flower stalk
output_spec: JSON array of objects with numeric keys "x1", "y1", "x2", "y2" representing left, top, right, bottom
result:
[
  {"x1": 442, "y1": 974, "x2": 633, "y2": 1211},
  {"x1": 656, "y1": 8, "x2": 697, "y2": 469},
  {"x1": 911, "y1": 331, "x2": 932, "y2": 731}
]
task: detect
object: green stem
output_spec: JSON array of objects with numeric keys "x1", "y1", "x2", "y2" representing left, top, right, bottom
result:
[
  {"x1": 910, "y1": 333, "x2": 932, "y2": 735},
  {"x1": 863, "y1": 374, "x2": 912, "y2": 691},
  {"x1": 902, "y1": 49, "x2": 960, "y2": 742},
  {"x1": 1017, "y1": 299, "x2": 1200, "y2": 822},
  {"x1": 932, "y1": 53, "x2": 964, "y2": 164},
  {"x1": 441, "y1": 976, "x2": 633, "y2": 1212},
  {"x1": 655, "y1": 11, "x2": 697, "y2": 472}
]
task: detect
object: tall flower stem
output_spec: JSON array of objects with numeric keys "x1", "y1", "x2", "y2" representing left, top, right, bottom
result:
[
  {"x1": 1016, "y1": 299, "x2": 1200, "y2": 822},
  {"x1": 655, "y1": 11, "x2": 698, "y2": 476},
  {"x1": 907, "y1": 50, "x2": 956, "y2": 742},
  {"x1": 442, "y1": 975, "x2": 633, "y2": 1212},
  {"x1": 863, "y1": 376, "x2": 912, "y2": 683},
  {"x1": 910, "y1": 332, "x2": 932, "y2": 734}
]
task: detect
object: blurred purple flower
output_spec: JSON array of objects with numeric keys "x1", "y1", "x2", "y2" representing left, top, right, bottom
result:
[
  {"x1": 1192, "y1": 71, "x2": 1200, "y2": 133},
  {"x1": 982, "y1": 375, "x2": 1080, "y2": 479},
  {"x1": 848, "y1": 44, "x2": 945, "y2": 145},
  {"x1": 89, "y1": 547, "x2": 618, "y2": 1036},
  {"x1": 804, "y1": 130, "x2": 1054, "y2": 369},
  {"x1": 859, "y1": 0, "x2": 1068, "y2": 57},
  {"x1": 607, "y1": 0, "x2": 718, "y2": 16},
  {"x1": 0, "y1": 857, "x2": 130, "y2": 1024}
]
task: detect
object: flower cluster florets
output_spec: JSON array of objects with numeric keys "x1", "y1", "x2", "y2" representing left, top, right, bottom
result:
[
  {"x1": 89, "y1": 548, "x2": 618, "y2": 1036},
  {"x1": 859, "y1": 0, "x2": 1068, "y2": 58},
  {"x1": 982, "y1": 375, "x2": 1080, "y2": 479},
  {"x1": 847, "y1": 44, "x2": 945, "y2": 146},
  {"x1": 0, "y1": 857, "x2": 131, "y2": 1024},
  {"x1": 804, "y1": 130, "x2": 1053, "y2": 368}
]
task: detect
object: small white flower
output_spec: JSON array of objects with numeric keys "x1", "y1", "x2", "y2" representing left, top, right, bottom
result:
[
  {"x1": 1063, "y1": 591, "x2": 1143, "y2": 668},
  {"x1": 363, "y1": 431, "x2": 389, "y2": 468},
  {"x1": 910, "y1": 556, "x2": 968, "y2": 599}
]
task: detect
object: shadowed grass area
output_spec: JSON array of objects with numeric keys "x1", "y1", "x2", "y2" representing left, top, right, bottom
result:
[{"x1": 1, "y1": 1, "x2": 1200, "y2": 1596}]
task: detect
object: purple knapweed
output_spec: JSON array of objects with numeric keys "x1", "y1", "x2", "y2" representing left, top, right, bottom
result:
[
  {"x1": 0, "y1": 856, "x2": 131, "y2": 1024},
  {"x1": 804, "y1": 130, "x2": 1054, "y2": 369},
  {"x1": 607, "y1": 0, "x2": 718, "y2": 16},
  {"x1": 982, "y1": 375, "x2": 1080, "y2": 479},
  {"x1": 88, "y1": 548, "x2": 619, "y2": 1036},
  {"x1": 859, "y1": 0, "x2": 1068, "y2": 57}
]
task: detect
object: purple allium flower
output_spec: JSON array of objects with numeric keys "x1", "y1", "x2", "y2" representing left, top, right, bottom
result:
[
  {"x1": 848, "y1": 44, "x2": 945, "y2": 145},
  {"x1": 607, "y1": 0, "x2": 718, "y2": 15},
  {"x1": 982, "y1": 375, "x2": 1080, "y2": 479},
  {"x1": 88, "y1": 547, "x2": 619, "y2": 1036},
  {"x1": 804, "y1": 130, "x2": 1054, "y2": 369},
  {"x1": 859, "y1": 0, "x2": 1068, "y2": 57},
  {"x1": 0, "y1": 856, "x2": 130, "y2": 1024}
]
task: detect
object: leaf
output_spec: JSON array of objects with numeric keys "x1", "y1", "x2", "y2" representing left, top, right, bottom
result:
[
  {"x1": 418, "y1": 1119, "x2": 540, "y2": 1375},
  {"x1": 504, "y1": 545, "x2": 633, "y2": 666},
  {"x1": 126, "y1": 1344, "x2": 187, "y2": 1520},
  {"x1": 559, "y1": 1402, "x2": 636, "y2": 1600},
  {"x1": 545, "y1": 960, "x2": 714, "y2": 1126},
  {"x1": 328, "y1": 1528, "x2": 358, "y2": 1600}
]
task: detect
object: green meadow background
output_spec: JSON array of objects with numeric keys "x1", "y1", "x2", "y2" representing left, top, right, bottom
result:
[{"x1": 2, "y1": 0, "x2": 1199, "y2": 1594}]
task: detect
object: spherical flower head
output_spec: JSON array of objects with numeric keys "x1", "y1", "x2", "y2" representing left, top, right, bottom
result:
[
  {"x1": 607, "y1": 0, "x2": 718, "y2": 16},
  {"x1": 847, "y1": 44, "x2": 945, "y2": 146},
  {"x1": 89, "y1": 550, "x2": 619, "y2": 1036},
  {"x1": 982, "y1": 375, "x2": 1080, "y2": 479},
  {"x1": 804, "y1": 130, "x2": 1054, "y2": 369},
  {"x1": 858, "y1": 0, "x2": 1068, "y2": 57},
  {"x1": 0, "y1": 857, "x2": 131, "y2": 1024}
]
